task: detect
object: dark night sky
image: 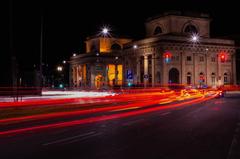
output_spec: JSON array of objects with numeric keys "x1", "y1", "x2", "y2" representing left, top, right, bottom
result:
[{"x1": 10, "y1": 0, "x2": 240, "y2": 71}]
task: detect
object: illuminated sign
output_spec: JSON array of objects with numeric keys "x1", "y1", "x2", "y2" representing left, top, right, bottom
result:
[{"x1": 127, "y1": 70, "x2": 133, "y2": 79}]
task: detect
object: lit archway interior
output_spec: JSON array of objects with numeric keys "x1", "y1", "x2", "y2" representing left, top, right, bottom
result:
[
  {"x1": 95, "y1": 75, "x2": 103, "y2": 89},
  {"x1": 107, "y1": 64, "x2": 123, "y2": 86}
]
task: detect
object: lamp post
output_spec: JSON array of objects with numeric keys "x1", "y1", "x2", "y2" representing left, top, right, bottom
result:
[
  {"x1": 62, "y1": 60, "x2": 67, "y2": 88},
  {"x1": 56, "y1": 66, "x2": 64, "y2": 89},
  {"x1": 133, "y1": 44, "x2": 138, "y2": 87},
  {"x1": 39, "y1": 14, "x2": 44, "y2": 94},
  {"x1": 190, "y1": 34, "x2": 199, "y2": 87}
]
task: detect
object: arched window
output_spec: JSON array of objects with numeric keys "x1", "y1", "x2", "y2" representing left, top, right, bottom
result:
[
  {"x1": 184, "y1": 24, "x2": 198, "y2": 34},
  {"x1": 211, "y1": 73, "x2": 216, "y2": 85},
  {"x1": 111, "y1": 43, "x2": 121, "y2": 50},
  {"x1": 154, "y1": 26, "x2": 163, "y2": 35}
]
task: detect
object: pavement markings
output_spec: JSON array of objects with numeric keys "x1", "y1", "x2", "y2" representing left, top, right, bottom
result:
[
  {"x1": 62, "y1": 132, "x2": 102, "y2": 145},
  {"x1": 122, "y1": 119, "x2": 145, "y2": 126},
  {"x1": 110, "y1": 107, "x2": 139, "y2": 112},
  {"x1": 43, "y1": 131, "x2": 96, "y2": 146},
  {"x1": 160, "y1": 112, "x2": 171, "y2": 116}
]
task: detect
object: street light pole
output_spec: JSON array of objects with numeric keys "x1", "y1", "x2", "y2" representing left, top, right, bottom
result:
[
  {"x1": 190, "y1": 34, "x2": 199, "y2": 87},
  {"x1": 39, "y1": 15, "x2": 43, "y2": 93}
]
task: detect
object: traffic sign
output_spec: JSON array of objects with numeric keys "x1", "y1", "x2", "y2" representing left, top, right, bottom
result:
[{"x1": 127, "y1": 70, "x2": 133, "y2": 79}]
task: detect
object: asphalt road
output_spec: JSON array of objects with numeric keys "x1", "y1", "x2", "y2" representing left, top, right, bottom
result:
[{"x1": 1, "y1": 96, "x2": 240, "y2": 159}]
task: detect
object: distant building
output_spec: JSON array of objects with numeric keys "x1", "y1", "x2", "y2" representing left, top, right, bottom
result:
[
  {"x1": 69, "y1": 37, "x2": 131, "y2": 89},
  {"x1": 69, "y1": 11, "x2": 236, "y2": 89}
]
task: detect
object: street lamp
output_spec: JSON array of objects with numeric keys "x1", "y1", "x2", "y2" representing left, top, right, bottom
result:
[
  {"x1": 190, "y1": 34, "x2": 199, "y2": 43},
  {"x1": 57, "y1": 66, "x2": 63, "y2": 72},
  {"x1": 133, "y1": 44, "x2": 138, "y2": 49},
  {"x1": 102, "y1": 27, "x2": 108, "y2": 35},
  {"x1": 187, "y1": 33, "x2": 200, "y2": 87},
  {"x1": 100, "y1": 26, "x2": 111, "y2": 37},
  {"x1": 62, "y1": 60, "x2": 66, "y2": 64}
]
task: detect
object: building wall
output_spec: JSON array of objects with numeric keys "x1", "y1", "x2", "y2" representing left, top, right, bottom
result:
[
  {"x1": 123, "y1": 42, "x2": 236, "y2": 87},
  {"x1": 85, "y1": 37, "x2": 132, "y2": 53},
  {"x1": 69, "y1": 13, "x2": 236, "y2": 89},
  {"x1": 145, "y1": 15, "x2": 210, "y2": 37}
]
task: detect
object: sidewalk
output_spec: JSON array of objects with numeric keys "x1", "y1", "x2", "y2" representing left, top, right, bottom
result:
[{"x1": 0, "y1": 90, "x2": 115, "y2": 102}]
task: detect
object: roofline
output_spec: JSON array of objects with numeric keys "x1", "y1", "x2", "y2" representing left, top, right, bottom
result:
[{"x1": 146, "y1": 11, "x2": 210, "y2": 22}]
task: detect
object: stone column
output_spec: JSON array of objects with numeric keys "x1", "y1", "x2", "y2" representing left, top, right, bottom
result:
[
  {"x1": 69, "y1": 65, "x2": 73, "y2": 88},
  {"x1": 115, "y1": 64, "x2": 118, "y2": 85},
  {"x1": 205, "y1": 53, "x2": 208, "y2": 85},
  {"x1": 144, "y1": 55, "x2": 148, "y2": 87},
  {"x1": 151, "y1": 54, "x2": 155, "y2": 87},
  {"x1": 91, "y1": 65, "x2": 95, "y2": 89},
  {"x1": 104, "y1": 64, "x2": 109, "y2": 88},
  {"x1": 136, "y1": 56, "x2": 140, "y2": 85},
  {"x1": 193, "y1": 53, "x2": 196, "y2": 85},
  {"x1": 122, "y1": 57, "x2": 125, "y2": 86},
  {"x1": 162, "y1": 54, "x2": 168, "y2": 85},
  {"x1": 71, "y1": 66, "x2": 75, "y2": 88},
  {"x1": 217, "y1": 54, "x2": 221, "y2": 86},
  {"x1": 181, "y1": 52, "x2": 185, "y2": 84},
  {"x1": 76, "y1": 66, "x2": 79, "y2": 87},
  {"x1": 232, "y1": 54, "x2": 237, "y2": 85}
]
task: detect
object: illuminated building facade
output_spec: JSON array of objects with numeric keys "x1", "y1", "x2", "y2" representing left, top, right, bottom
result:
[
  {"x1": 123, "y1": 11, "x2": 236, "y2": 88},
  {"x1": 69, "y1": 36, "x2": 131, "y2": 89},
  {"x1": 70, "y1": 11, "x2": 236, "y2": 89}
]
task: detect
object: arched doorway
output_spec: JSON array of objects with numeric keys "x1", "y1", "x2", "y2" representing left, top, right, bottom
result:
[
  {"x1": 224, "y1": 72, "x2": 230, "y2": 85},
  {"x1": 169, "y1": 68, "x2": 179, "y2": 84},
  {"x1": 95, "y1": 75, "x2": 103, "y2": 89},
  {"x1": 187, "y1": 72, "x2": 192, "y2": 85}
]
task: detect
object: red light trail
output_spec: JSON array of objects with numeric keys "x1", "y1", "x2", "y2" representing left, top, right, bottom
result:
[
  {"x1": 0, "y1": 91, "x2": 217, "y2": 136},
  {"x1": 0, "y1": 92, "x2": 175, "y2": 124}
]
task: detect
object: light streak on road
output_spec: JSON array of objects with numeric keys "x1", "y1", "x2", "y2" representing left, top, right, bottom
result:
[
  {"x1": 0, "y1": 93, "x2": 176, "y2": 124},
  {"x1": 0, "y1": 88, "x2": 212, "y2": 125},
  {"x1": 0, "y1": 89, "x2": 173, "y2": 108},
  {"x1": 0, "y1": 91, "x2": 218, "y2": 136}
]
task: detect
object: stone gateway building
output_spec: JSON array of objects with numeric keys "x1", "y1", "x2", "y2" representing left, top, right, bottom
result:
[{"x1": 69, "y1": 11, "x2": 236, "y2": 89}]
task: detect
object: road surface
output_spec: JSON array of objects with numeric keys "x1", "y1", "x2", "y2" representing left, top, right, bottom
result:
[{"x1": 0, "y1": 96, "x2": 240, "y2": 159}]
